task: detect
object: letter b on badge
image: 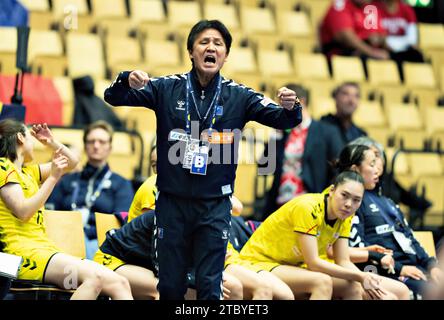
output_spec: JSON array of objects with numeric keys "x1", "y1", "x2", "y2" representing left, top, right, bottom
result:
[{"x1": 190, "y1": 153, "x2": 208, "y2": 175}]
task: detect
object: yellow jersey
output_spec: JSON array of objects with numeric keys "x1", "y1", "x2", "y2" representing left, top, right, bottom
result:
[
  {"x1": 127, "y1": 174, "x2": 157, "y2": 222},
  {"x1": 239, "y1": 191, "x2": 352, "y2": 267},
  {"x1": 0, "y1": 157, "x2": 54, "y2": 251}
]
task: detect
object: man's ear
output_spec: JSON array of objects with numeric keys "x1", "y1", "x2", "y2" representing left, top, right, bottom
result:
[{"x1": 224, "y1": 52, "x2": 229, "y2": 63}]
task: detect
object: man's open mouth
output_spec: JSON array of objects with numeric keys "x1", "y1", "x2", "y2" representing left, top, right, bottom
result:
[{"x1": 204, "y1": 55, "x2": 216, "y2": 64}]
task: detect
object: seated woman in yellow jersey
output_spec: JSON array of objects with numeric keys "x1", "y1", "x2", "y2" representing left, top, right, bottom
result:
[
  {"x1": 0, "y1": 119, "x2": 133, "y2": 300},
  {"x1": 239, "y1": 170, "x2": 402, "y2": 300}
]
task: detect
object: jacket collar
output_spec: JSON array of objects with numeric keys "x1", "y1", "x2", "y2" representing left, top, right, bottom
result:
[{"x1": 80, "y1": 162, "x2": 110, "y2": 180}]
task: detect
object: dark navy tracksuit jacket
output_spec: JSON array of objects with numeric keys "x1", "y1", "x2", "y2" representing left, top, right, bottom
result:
[
  {"x1": 104, "y1": 69, "x2": 302, "y2": 299},
  {"x1": 349, "y1": 189, "x2": 437, "y2": 296}
]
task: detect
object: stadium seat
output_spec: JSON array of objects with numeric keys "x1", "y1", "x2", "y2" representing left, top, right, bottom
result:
[
  {"x1": 52, "y1": 77, "x2": 75, "y2": 126},
  {"x1": 293, "y1": 53, "x2": 329, "y2": 80},
  {"x1": 365, "y1": 127, "x2": 392, "y2": 148},
  {"x1": 223, "y1": 46, "x2": 258, "y2": 76},
  {"x1": 425, "y1": 107, "x2": 444, "y2": 136},
  {"x1": 0, "y1": 52, "x2": 16, "y2": 76},
  {"x1": 403, "y1": 62, "x2": 436, "y2": 89},
  {"x1": 96, "y1": 17, "x2": 135, "y2": 37},
  {"x1": 431, "y1": 131, "x2": 444, "y2": 152},
  {"x1": 28, "y1": 30, "x2": 63, "y2": 62},
  {"x1": 299, "y1": 0, "x2": 331, "y2": 29},
  {"x1": 354, "y1": 100, "x2": 386, "y2": 129},
  {"x1": 413, "y1": 231, "x2": 436, "y2": 257},
  {"x1": 408, "y1": 153, "x2": 443, "y2": 178},
  {"x1": 44, "y1": 210, "x2": 86, "y2": 258},
  {"x1": 108, "y1": 130, "x2": 142, "y2": 180},
  {"x1": 393, "y1": 129, "x2": 428, "y2": 150},
  {"x1": 28, "y1": 30, "x2": 66, "y2": 76},
  {"x1": 66, "y1": 33, "x2": 106, "y2": 79},
  {"x1": 386, "y1": 103, "x2": 423, "y2": 131},
  {"x1": 203, "y1": 3, "x2": 240, "y2": 32},
  {"x1": 276, "y1": 10, "x2": 312, "y2": 38},
  {"x1": 310, "y1": 96, "x2": 336, "y2": 120},
  {"x1": 0, "y1": 27, "x2": 17, "y2": 54},
  {"x1": 417, "y1": 177, "x2": 444, "y2": 227},
  {"x1": 331, "y1": 56, "x2": 366, "y2": 83},
  {"x1": 367, "y1": 59, "x2": 401, "y2": 86},
  {"x1": 95, "y1": 212, "x2": 122, "y2": 246},
  {"x1": 385, "y1": 147, "x2": 410, "y2": 178},
  {"x1": 418, "y1": 23, "x2": 444, "y2": 51},
  {"x1": 375, "y1": 85, "x2": 408, "y2": 107},
  {"x1": 167, "y1": 1, "x2": 202, "y2": 37},
  {"x1": 91, "y1": 0, "x2": 127, "y2": 19},
  {"x1": 106, "y1": 36, "x2": 143, "y2": 69},
  {"x1": 257, "y1": 49, "x2": 293, "y2": 76},
  {"x1": 131, "y1": 0, "x2": 166, "y2": 25},
  {"x1": 240, "y1": 5, "x2": 276, "y2": 35},
  {"x1": 19, "y1": 0, "x2": 53, "y2": 30},
  {"x1": 52, "y1": 0, "x2": 92, "y2": 33},
  {"x1": 234, "y1": 165, "x2": 257, "y2": 217},
  {"x1": 287, "y1": 36, "x2": 317, "y2": 54},
  {"x1": 144, "y1": 39, "x2": 182, "y2": 71}
]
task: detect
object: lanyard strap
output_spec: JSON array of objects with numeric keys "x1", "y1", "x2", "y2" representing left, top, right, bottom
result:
[
  {"x1": 185, "y1": 73, "x2": 222, "y2": 137},
  {"x1": 71, "y1": 169, "x2": 112, "y2": 210}
]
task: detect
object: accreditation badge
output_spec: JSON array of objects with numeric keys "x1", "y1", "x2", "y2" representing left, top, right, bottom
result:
[
  {"x1": 182, "y1": 138, "x2": 200, "y2": 169},
  {"x1": 190, "y1": 146, "x2": 209, "y2": 175}
]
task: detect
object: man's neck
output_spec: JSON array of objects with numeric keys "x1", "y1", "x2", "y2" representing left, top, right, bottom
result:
[
  {"x1": 195, "y1": 69, "x2": 215, "y2": 88},
  {"x1": 336, "y1": 114, "x2": 353, "y2": 129},
  {"x1": 87, "y1": 160, "x2": 106, "y2": 169}
]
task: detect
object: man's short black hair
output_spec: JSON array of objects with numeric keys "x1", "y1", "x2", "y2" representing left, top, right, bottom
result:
[{"x1": 187, "y1": 20, "x2": 232, "y2": 54}]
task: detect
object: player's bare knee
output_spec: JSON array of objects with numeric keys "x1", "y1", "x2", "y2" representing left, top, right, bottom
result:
[
  {"x1": 84, "y1": 271, "x2": 103, "y2": 294},
  {"x1": 254, "y1": 282, "x2": 273, "y2": 300},
  {"x1": 227, "y1": 278, "x2": 243, "y2": 300},
  {"x1": 348, "y1": 282, "x2": 363, "y2": 299},
  {"x1": 312, "y1": 273, "x2": 333, "y2": 296}
]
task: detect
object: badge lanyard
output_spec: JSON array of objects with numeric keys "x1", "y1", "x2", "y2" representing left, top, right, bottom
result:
[
  {"x1": 185, "y1": 73, "x2": 222, "y2": 139},
  {"x1": 182, "y1": 73, "x2": 222, "y2": 174},
  {"x1": 71, "y1": 169, "x2": 112, "y2": 210}
]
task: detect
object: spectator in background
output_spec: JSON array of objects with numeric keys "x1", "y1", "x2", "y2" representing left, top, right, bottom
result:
[
  {"x1": 375, "y1": 0, "x2": 424, "y2": 80},
  {"x1": 47, "y1": 120, "x2": 134, "y2": 259},
  {"x1": 320, "y1": 82, "x2": 366, "y2": 146},
  {"x1": 261, "y1": 84, "x2": 343, "y2": 219},
  {"x1": 320, "y1": 0, "x2": 389, "y2": 61}
]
